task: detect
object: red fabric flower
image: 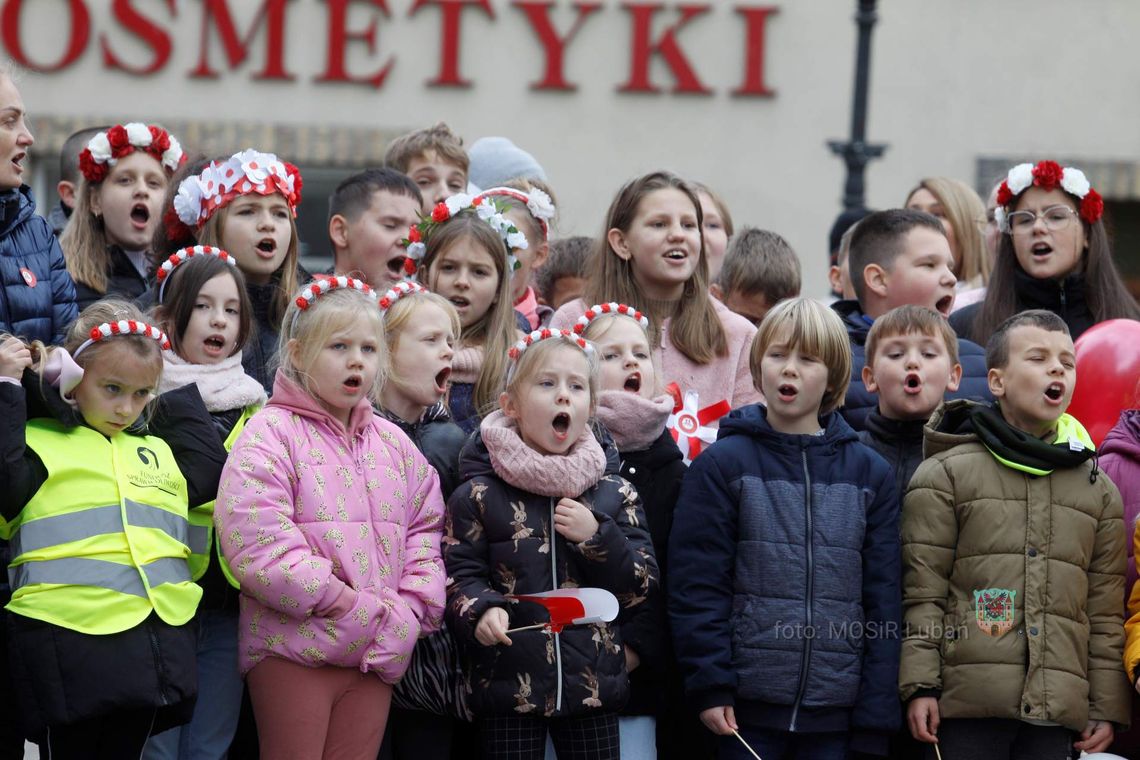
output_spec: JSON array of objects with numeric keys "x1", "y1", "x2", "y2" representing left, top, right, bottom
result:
[
  {"x1": 1031, "y1": 160, "x2": 1064, "y2": 191},
  {"x1": 149, "y1": 126, "x2": 171, "y2": 153},
  {"x1": 407, "y1": 225, "x2": 422, "y2": 243},
  {"x1": 107, "y1": 125, "x2": 130, "y2": 155},
  {"x1": 431, "y1": 203, "x2": 449, "y2": 223},
  {"x1": 995, "y1": 182, "x2": 1013, "y2": 207},
  {"x1": 284, "y1": 163, "x2": 303, "y2": 206},
  {"x1": 1080, "y1": 189, "x2": 1104, "y2": 224},
  {"x1": 77, "y1": 150, "x2": 106, "y2": 183}
]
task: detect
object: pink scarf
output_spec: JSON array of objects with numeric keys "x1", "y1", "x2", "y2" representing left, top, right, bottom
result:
[
  {"x1": 480, "y1": 410, "x2": 607, "y2": 497},
  {"x1": 514, "y1": 287, "x2": 540, "y2": 331},
  {"x1": 595, "y1": 391, "x2": 673, "y2": 452},
  {"x1": 451, "y1": 346, "x2": 483, "y2": 384}
]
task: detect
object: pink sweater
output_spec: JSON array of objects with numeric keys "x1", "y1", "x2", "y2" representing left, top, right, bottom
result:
[
  {"x1": 551, "y1": 297, "x2": 761, "y2": 418},
  {"x1": 216, "y1": 371, "x2": 446, "y2": 681}
]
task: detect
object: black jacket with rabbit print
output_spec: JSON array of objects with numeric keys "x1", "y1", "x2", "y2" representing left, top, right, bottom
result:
[{"x1": 444, "y1": 426, "x2": 659, "y2": 719}]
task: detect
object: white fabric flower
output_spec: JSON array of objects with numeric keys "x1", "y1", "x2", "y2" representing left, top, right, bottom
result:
[
  {"x1": 475, "y1": 201, "x2": 497, "y2": 221},
  {"x1": 162, "y1": 137, "x2": 183, "y2": 172},
  {"x1": 1060, "y1": 168, "x2": 1091, "y2": 198},
  {"x1": 173, "y1": 177, "x2": 204, "y2": 226},
  {"x1": 1006, "y1": 163, "x2": 1034, "y2": 195},
  {"x1": 198, "y1": 163, "x2": 226, "y2": 195},
  {"x1": 87, "y1": 132, "x2": 112, "y2": 162},
  {"x1": 445, "y1": 193, "x2": 472, "y2": 217},
  {"x1": 993, "y1": 206, "x2": 1008, "y2": 233},
  {"x1": 237, "y1": 149, "x2": 272, "y2": 185},
  {"x1": 526, "y1": 188, "x2": 555, "y2": 221},
  {"x1": 506, "y1": 230, "x2": 529, "y2": 250},
  {"x1": 406, "y1": 242, "x2": 426, "y2": 260},
  {"x1": 124, "y1": 123, "x2": 153, "y2": 147}
]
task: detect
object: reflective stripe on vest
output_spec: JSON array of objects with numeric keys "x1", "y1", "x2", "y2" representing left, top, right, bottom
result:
[
  {"x1": 9, "y1": 555, "x2": 191, "y2": 597},
  {"x1": 188, "y1": 524, "x2": 210, "y2": 556},
  {"x1": 9, "y1": 500, "x2": 190, "y2": 560}
]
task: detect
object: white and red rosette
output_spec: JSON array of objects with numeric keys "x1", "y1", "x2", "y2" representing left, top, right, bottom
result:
[{"x1": 665, "y1": 383, "x2": 730, "y2": 465}]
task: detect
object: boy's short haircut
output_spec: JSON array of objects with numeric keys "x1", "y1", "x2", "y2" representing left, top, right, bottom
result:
[
  {"x1": 715, "y1": 227, "x2": 801, "y2": 303},
  {"x1": 865, "y1": 305, "x2": 960, "y2": 368},
  {"x1": 985, "y1": 309, "x2": 1070, "y2": 370},
  {"x1": 535, "y1": 236, "x2": 593, "y2": 303},
  {"x1": 328, "y1": 168, "x2": 422, "y2": 225},
  {"x1": 848, "y1": 209, "x2": 946, "y2": 304},
  {"x1": 749, "y1": 297, "x2": 851, "y2": 415},
  {"x1": 383, "y1": 122, "x2": 468, "y2": 175},
  {"x1": 59, "y1": 125, "x2": 110, "y2": 184}
]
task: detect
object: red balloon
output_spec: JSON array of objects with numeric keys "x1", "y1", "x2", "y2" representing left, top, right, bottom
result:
[{"x1": 1068, "y1": 319, "x2": 1140, "y2": 447}]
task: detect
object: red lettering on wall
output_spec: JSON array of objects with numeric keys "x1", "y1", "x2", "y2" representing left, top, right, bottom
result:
[
  {"x1": 619, "y1": 3, "x2": 711, "y2": 94},
  {"x1": 191, "y1": 0, "x2": 293, "y2": 80},
  {"x1": 409, "y1": 0, "x2": 494, "y2": 88},
  {"x1": 318, "y1": 0, "x2": 392, "y2": 88},
  {"x1": 513, "y1": 2, "x2": 601, "y2": 91},
  {"x1": 101, "y1": 0, "x2": 175, "y2": 75},
  {"x1": 733, "y1": 5, "x2": 776, "y2": 96},
  {"x1": 1, "y1": 0, "x2": 89, "y2": 72}
]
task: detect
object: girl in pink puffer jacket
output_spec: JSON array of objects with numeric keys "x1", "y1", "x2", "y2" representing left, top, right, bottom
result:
[{"x1": 216, "y1": 279, "x2": 446, "y2": 759}]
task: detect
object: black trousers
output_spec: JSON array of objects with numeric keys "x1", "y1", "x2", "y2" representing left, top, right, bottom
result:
[
  {"x1": 42, "y1": 708, "x2": 155, "y2": 760},
  {"x1": 481, "y1": 712, "x2": 621, "y2": 760},
  {"x1": 930, "y1": 718, "x2": 1075, "y2": 760}
]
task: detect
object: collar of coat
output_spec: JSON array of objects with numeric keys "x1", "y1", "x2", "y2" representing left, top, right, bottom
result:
[{"x1": 970, "y1": 402, "x2": 1095, "y2": 479}]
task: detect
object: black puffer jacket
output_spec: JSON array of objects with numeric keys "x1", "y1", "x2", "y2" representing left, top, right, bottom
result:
[
  {"x1": 858, "y1": 411, "x2": 926, "y2": 502},
  {"x1": 243, "y1": 281, "x2": 282, "y2": 394},
  {"x1": 380, "y1": 402, "x2": 466, "y2": 499},
  {"x1": 73, "y1": 246, "x2": 148, "y2": 311},
  {"x1": 950, "y1": 268, "x2": 1099, "y2": 346},
  {"x1": 0, "y1": 187, "x2": 77, "y2": 344},
  {"x1": 445, "y1": 423, "x2": 658, "y2": 719}
]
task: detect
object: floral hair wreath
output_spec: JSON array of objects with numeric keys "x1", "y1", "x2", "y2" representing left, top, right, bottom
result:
[
  {"x1": 73, "y1": 320, "x2": 171, "y2": 360},
  {"x1": 78, "y1": 123, "x2": 185, "y2": 184},
  {"x1": 401, "y1": 193, "x2": 528, "y2": 278},
  {"x1": 994, "y1": 160, "x2": 1104, "y2": 232},
  {"x1": 572, "y1": 303, "x2": 649, "y2": 336},
  {"x1": 378, "y1": 281, "x2": 428, "y2": 311},
  {"x1": 173, "y1": 149, "x2": 303, "y2": 231},
  {"x1": 155, "y1": 245, "x2": 236, "y2": 304},
  {"x1": 508, "y1": 328, "x2": 593, "y2": 362},
  {"x1": 295, "y1": 276, "x2": 375, "y2": 310},
  {"x1": 473, "y1": 186, "x2": 556, "y2": 241}
]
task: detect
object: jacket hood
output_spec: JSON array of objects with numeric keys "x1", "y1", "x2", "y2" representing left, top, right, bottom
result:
[
  {"x1": 924, "y1": 399, "x2": 983, "y2": 457},
  {"x1": 1101, "y1": 409, "x2": 1140, "y2": 462},
  {"x1": 718, "y1": 402, "x2": 859, "y2": 449},
  {"x1": 831, "y1": 299, "x2": 870, "y2": 345},
  {"x1": 459, "y1": 417, "x2": 621, "y2": 483},
  {"x1": 267, "y1": 369, "x2": 376, "y2": 438},
  {"x1": 0, "y1": 186, "x2": 34, "y2": 237}
]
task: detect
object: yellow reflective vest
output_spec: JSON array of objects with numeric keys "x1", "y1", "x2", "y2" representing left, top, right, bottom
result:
[{"x1": 1, "y1": 420, "x2": 202, "y2": 635}]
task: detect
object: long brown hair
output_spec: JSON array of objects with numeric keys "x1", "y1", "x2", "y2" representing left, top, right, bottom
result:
[
  {"x1": 584, "y1": 171, "x2": 727, "y2": 363},
  {"x1": 970, "y1": 202, "x2": 1140, "y2": 345},
  {"x1": 59, "y1": 177, "x2": 113, "y2": 293}
]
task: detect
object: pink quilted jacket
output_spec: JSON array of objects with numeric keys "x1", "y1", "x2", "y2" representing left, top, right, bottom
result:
[{"x1": 216, "y1": 371, "x2": 446, "y2": 682}]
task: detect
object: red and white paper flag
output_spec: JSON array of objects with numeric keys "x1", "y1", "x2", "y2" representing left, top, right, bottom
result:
[{"x1": 506, "y1": 588, "x2": 619, "y2": 633}]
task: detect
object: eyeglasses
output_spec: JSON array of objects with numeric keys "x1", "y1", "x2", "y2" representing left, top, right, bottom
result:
[{"x1": 1006, "y1": 205, "x2": 1078, "y2": 235}]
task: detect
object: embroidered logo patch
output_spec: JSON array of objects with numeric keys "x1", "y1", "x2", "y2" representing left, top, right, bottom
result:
[{"x1": 974, "y1": 588, "x2": 1016, "y2": 636}]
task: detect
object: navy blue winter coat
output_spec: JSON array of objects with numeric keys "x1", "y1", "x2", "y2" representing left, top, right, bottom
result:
[
  {"x1": 0, "y1": 187, "x2": 77, "y2": 344},
  {"x1": 668, "y1": 404, "x2": 901, "y2": 749},
  {"x1": 832, "y1": 299, "x2": 991, "y2": 432}
]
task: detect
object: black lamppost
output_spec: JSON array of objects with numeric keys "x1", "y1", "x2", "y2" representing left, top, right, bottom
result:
[{"x1": 828, "y1": 0, "x2": 887, "y2": 211}]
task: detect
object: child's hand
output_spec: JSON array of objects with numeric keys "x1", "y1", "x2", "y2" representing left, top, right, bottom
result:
[
  {"x1": 1074, "y1": 719, "x2": 1114, "y2": 754},
  {"x1": 0, "y1": 336, "x2": 30, "y2": 380},
  {"x1": 474, "y1": 607, "x2": 512, "y2": 647},
  {"x1": 907, "y1": 697, "x2": 940, "y2": 744},
  {"x1": 553, "y1": 498, "x2": 599, "y2": 543},
  {"x1": 624, "y1": 644, "x2": 640, "y2": 673},
  {"x1": 699, "y1": 706, "x2": 737, "y2": 736}
]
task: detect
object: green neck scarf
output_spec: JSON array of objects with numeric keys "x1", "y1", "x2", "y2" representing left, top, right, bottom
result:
[{"x1": 969, "y1": 403, "x2": 1095, "y2": 478}]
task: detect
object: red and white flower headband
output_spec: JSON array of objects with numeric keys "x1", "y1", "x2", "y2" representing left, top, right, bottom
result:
[
  {"x1": 509, "y1": 328, "x2": 593, "y2": 362},
  {"x1": 378, "y1": 281, "x2": 428, "y2": 310},
  {"x1": 155, "y1": 245, "x2": 236, "y2": 304},
  {"x1": 173, "y1": 149, "x2": 303, "y2": 230},
  {"x1": 402, "y1": 194, "x2": 527, "y2": 278},
  {"x1": 295, "y1": 276, "x2": 375, "y2": 310},
  {"x1": 994, "y1": 160, "x2": 1104, "y2": 232},
  {"x1": 572, "y1": 303, "x2": 649, "y2": 336},
  {"x1": 73, "y1": 320, "x2": 171, "y2": 359},
  {"x1": 473, "y1": 186, "x2": 556, "y2": 241},
  {"x1": 78, "y1": 123, "x2": 184, "y2": 184}
]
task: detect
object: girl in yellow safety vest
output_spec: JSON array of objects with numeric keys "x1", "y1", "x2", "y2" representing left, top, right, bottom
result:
[
  {"x1": 0, "y1": 299, "x2": 227, "y2": 759},
  {"x1": 144, "y1": 246, "x2": 267, "y2": 760}
]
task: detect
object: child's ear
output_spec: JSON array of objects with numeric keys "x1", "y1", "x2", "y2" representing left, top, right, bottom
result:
[
  {"x1": 946, "y1": 362, "x2": 963, "y2": 393},
  {"x1": 607, "y1": 228, "x2": 632, "y2": 261},
  {"x1": 861, "y1": 364, "x2": 878, "y2": 394},
  {"x1": 987, "y1": 366, "x2": 1005, "y2": 399},
  {"x1": 709, "y1": 282, "x2": 725, "y2": 302},
  {"x1": 285, "y1": 338, "x2": 301, "y2": 368},
  {"x1": 329, "y1": 214, "x2": 350, "y2": 250},
  {"x1": 864, "y1": 263, "x2": 888, "y2": 299},
  {"x1": 532, "y1": 240, "x2": 550, "y2": 271},
  {"x1": 499, "y1": 390, "x2": 519, "y2": 419},
  {"x1": 89, "y1": 185, "x2": 103, "y2": 218}
]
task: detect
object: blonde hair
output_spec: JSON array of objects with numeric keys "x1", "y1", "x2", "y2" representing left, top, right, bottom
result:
[
  {"x1": 382, "y1": 291, "x2": 461, "y2": 391},
  {"x1": 580, "y1": 312, "x2": 664, "y2": 396},
  {"x1": 750, "y1": 297, "x2": 851, "y2": 415},
  {"x1": 864, "y1": 305, "x2": 960, "y2": 369},
  {"x1": 692, "y1": 181, "x2": 735, "y2": 237},
  {"x1": 197, "y1": 195, "x2": 300, "y2": 325},
  {"x1": 504, "y1": 335, "x2": 600, "y2": 416},
  {"x1": 906, "y1": 177, "x2": 991, "y2": 286},
  {"x1": 418, "y1": 212, "x2": 516, "y2": 417},
  {"x1": 278, "y1": 287, "x2": 386, "y2": 401}
]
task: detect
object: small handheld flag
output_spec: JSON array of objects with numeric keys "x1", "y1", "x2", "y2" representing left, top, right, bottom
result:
[{"x1": 505, "y1": 588, "x2": 619, "y2": 634}]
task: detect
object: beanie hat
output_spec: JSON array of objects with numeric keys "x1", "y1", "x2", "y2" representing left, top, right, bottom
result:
[{"x1": 468, "y1": 137, "x2": 547, "y2": 191}]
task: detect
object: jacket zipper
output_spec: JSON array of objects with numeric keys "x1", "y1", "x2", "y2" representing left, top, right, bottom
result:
[
  {"x1": 1058, "y1": 281, "x2": 1067, "y2": 317},
  {"x1": 148, "y1": 618, "x2": 170, "y2": 706},
  {"x1": 789, "y1": 447, "x2": 814, "y2": 731},
  {"x1": 550, "y1": 497, "x2": 563, "y2": 713}
]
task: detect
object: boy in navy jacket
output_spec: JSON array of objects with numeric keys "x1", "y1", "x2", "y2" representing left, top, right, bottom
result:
[{"x1": 669, "y1": 297, "x2": 901, "y2": 759}]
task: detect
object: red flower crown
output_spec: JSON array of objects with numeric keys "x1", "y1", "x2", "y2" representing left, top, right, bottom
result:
[
  {"x1": 73, "y1": 319, "x2": 171, "y2": 359},
  {"x1": 78, "y1": 123, "x2": 185, "y2": 184},
  {"x1": 994, "y1": 160, "x2": 1104, "y2": 231}
]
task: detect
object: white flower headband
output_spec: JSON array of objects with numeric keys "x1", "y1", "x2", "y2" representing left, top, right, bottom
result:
[
  {"x1": 572, "y1": 303, "x2": 649, "y2": 336},
  {"x1": 78, "y1": 123, "x2": 184, "y2": 183},
  {"x1": 173, "y1": 149, "x2": 303, "y2": 230},
  {"x1": 155, "y1": 245, "x2": 236, "y2": 304},
  {"x1": 509, "y1": 328, "x2": 593, "y2": 362},
  {"x1": 294, "y1": 276, "x2": 375, "y2": 310},
  {"x1": 73, "y1": 320, "x2": 171, "y2": 360},
  {"x1": 402, "y1": 194, "x2": 528, "y2": 278},
  {"x1": 993, "y1": 160, "x2": 1104, "y2": 232},
  {"x1": 378, "y1": 281, "x2": 428, "y2": 311},
  {"x1": 473, "y1": 186, "x2": 556, "y2": 241}
]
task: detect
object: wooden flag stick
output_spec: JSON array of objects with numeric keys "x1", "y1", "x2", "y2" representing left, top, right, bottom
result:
[
  {"x1": 731, "y1": 729, "x2": 762, "y2": 760},
  {"x1": 505, "y1": 623, "x2": 548, "y2": 634},
  {"x1": 933, "y1": 744, "x2": 943, "y2": 760}
]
